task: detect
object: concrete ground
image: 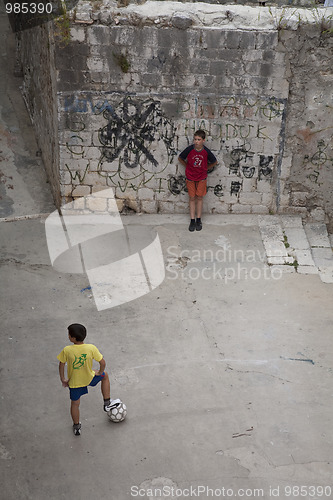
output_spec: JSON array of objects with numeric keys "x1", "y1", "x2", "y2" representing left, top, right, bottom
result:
[{"x1": 1, "y1": 9, "x2": 333, "y2": 500}]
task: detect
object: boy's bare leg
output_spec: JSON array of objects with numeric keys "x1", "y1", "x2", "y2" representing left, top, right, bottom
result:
[
  {"x1": 196, "y1": 196, "x2": 203, "y2": 219},
  {"x1": 189, "y1": 197, "x2": 196, "y2": 219},
  {"x1": 101, "y1": 371, "x2": 111, "y2": 400},
  {"x1": 71, "y1": 399, "x2": 80, "y2": 425}
]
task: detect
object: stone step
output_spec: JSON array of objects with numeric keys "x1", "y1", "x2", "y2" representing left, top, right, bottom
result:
[
  {"x1": 258, "y1": 216, "x2": 333, "y2": 283},
  {"x1": 304, "y1": 223, "x2": 333, "y2": 284}
]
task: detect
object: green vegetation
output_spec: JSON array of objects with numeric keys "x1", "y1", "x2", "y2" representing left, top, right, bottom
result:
[{"x1": 113, "y1": 52, "x2": 131, "y2": 73}]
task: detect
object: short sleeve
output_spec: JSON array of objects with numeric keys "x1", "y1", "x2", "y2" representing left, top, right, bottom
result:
[
  {"x1": 206, "y1": 147, "x2": 217, "y2": 164},
  {"x1": 179, "y1": 145, "x2": 193, "y2": 161},
  {"x1": 57, "y1": 349, "x2": 67, "y2": 363},
  {"x1": 93, "y1": 345, "x2": 103, "y2": 362}
]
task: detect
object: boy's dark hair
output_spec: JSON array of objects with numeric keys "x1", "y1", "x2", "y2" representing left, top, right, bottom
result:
[
  {"x1": 68, "y1": 323, "x2": 87, "y2": 342},
  {"x1": 194, "y1": 129, "x2": 206, "y2": 140}
]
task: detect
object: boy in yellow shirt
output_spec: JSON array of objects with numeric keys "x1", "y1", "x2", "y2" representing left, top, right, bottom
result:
[{"x1": 57, "y1": 323, "x2": 120, "y2": 436}]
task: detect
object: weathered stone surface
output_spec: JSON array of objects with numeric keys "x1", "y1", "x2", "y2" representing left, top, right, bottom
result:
[{"x1": 17, "y1": 2, "x2": 333, "y2": 226}]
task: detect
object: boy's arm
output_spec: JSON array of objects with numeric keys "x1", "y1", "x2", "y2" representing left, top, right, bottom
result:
[
  {"x1": 178, "y1": 156, "x2": 187, "y2": 168},
  {"x1": 94, "y1": 357, "x2": 106, "y2": 377},
  {"x1": 59, "y1": 362, "x2": 69, "y2": 388}
]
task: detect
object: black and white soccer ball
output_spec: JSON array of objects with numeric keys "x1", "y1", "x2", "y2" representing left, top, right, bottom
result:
[{"x1": 108, "y1": 401, "x2": 127, "y2": 423}]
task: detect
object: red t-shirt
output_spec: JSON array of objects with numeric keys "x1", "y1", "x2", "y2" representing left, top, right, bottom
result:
[{"x1": 179, "y1": 145, "x2": 217, "y2": 181}]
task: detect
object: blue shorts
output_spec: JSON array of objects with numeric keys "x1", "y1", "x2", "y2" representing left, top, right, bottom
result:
[{"x1": 69, "y1": 372, "x2": 105, "y2": 401}]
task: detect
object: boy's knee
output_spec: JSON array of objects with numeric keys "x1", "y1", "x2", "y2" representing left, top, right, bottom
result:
[
  {"x1": 196, "y1": 196, "x2": 203, "y2": 201},
  {"x1": 71, "y1": 399, "x2": 80, "y2": 407},
  {"x1": 189, "y1": 196, "x2": 196, "y2": 201}
]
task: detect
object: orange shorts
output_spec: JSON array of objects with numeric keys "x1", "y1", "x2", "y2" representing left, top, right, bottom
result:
[{"x1": 186, "y1": 179, "x2": 207, "y2": 198}]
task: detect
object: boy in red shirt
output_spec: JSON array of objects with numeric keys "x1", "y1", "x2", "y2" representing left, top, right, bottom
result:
[{"x1": 178, "y1": 130, "x2": 217, "y2": 231}]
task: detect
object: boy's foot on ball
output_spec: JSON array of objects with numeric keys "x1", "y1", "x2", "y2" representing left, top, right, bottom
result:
[
  {"x1": 189, "y1": 219, "x2": 196, "y2": 232},
  {"x1": 196, "y1": 219, "x2": 202, "y2": 231},
  {"x1": 104, "y1": 398, "x2": 121, "y2": 412},
  {"x1": 73, "y1": 423, "x2": 81, "y2": 436}
]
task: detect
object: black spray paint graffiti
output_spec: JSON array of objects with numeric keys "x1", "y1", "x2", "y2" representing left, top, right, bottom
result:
[
  {"x1": 98, "y1": 97, "x2": 177, "y2": 170},
  {"x1": 304, "y1": 140, "x2": 333, "y2": 185},
  {"x1": 213, "y1": 184, "x2": 224, "y2": 197},
  {"x1": 231, "y1": 181, "x2": 242, "y2": 196},
  {"x1": 168, "y1": 175, "x2": 187, "y2": 195},
  {"x1": 228, "y1": 144, "x2": 254, "y2": 175},
  {"x1": 258, "y1": 155, "x2": 274, "y2": 180}
]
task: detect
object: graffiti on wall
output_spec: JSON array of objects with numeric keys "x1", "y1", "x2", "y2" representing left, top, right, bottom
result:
[
  {"x1": 60, "y1": 93, "x2": 287, "y2": 199},
  {"x1": 304, "y1": 139, "x2": 333, "y2": 186},
  {"x1": 98, "y1": 97, "x2": 177, "y2": 169}
]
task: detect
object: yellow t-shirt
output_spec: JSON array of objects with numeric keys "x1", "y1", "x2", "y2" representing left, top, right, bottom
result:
[{"x1": 57, "y1": 344, "x2": 103, "y2": 388}]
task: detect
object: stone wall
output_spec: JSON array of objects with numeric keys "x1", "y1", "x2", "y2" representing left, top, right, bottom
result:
[
  {"x1": 17, "y1": 2, "x2": 333, "y2": 224},
  {"x1": 17, "y1": 22, "x2": 61, "y2": 207}
]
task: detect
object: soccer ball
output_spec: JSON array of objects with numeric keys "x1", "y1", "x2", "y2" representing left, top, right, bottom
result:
[{"x1": 108, "y1": 401, "x2": 127, "y2": 423}]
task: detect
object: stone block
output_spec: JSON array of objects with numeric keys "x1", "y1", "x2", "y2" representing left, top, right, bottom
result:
[
  {"x1": 283, "y1": 207, "x2": 308, "y2": 217},
  {"x1": 189, "y1": 59, "x2": 210, "y2": 74},
  {"x1": 140, "y1": 73, "x2": 162, "y2": 87},
  {"x1": 158, "y1": 201, "x2": 176, "y2": 214},
  {"x1": 137, "y1": 188, "x2": 154, "y2": 201},
  {"x1": 271, "y1": 78, "x2": 289, "y2": 96},
  {"x1": 141, "y1": 200, "x2": 158, "y2": 213},
  {"x1": 251, "y1": 205, "x2": 270, "y2": 215},
  {"x1": 297, "y1": 265, "x2": 319, "y2": 275},
  {"x1": 115, "y1": 198, "x2": 125, "y2": 212},
  {"x1": 70, "y1": 27, "x2": 86, "y2": 43},
  {"x1": 62, "y1": 185, "x2": 74, "y2": 197},
  {"x1": 284, "y1": 227, "x2": 310, "y2": 250},
  {"x1": 244, "y1": 61, "x2": 261, "y2": 76},
  {"x1": 71, "y1": 185, "x2": 91, "y2": 198},
  {"x1": 280, "y1": 157, "x2": 292, "y2": 179},
  {"x1": 294, "y1": 249, "x2": 315, "y2": 266},
  {"x1": 239, "y1": 32, "x2": 256, "y2": 50},
  {"x1": 209, "y1": 61, "x2": 229, "y2": 76},
  {"x1": 231, "y1": 204, "x2": 252, "y2": 214},
  {"x1": 245, "y1": 50, "x2": 264, "y2": 62},
  {"x1": 210, "y1": 202, "x2": 230, "y2": 214},
  {"x1": 256, "y1": 32, "x2": 278, "y2": 50},
  {"x1": 87, "y1": 57, "x2": 105, "y2": 72},
  {"x1": 239, "y1": 192, "x2": 262, "y2": 205},
  {"x1": 206, "y1": 30, "x2": 227, "y2": 49},
  {"x1": 86, "y1": 196, "x2": 108, "y2": 212},
  {"x1": 241, "y1": 177, "x2": 257, "y2": 193},
  {"x1": 318, "y1": 268, "x2": 333, "y2": 284},
  {"x1": 225, "y1": 31, "x2": 242, "y2": 49},
  {"x1": 60, "y1": 170, "x2": 72, "y2": 184},
  {"x1": 279, "y1": 194, "x2": 291, "y2": 208},
  {"x1": 308, "y1": 208, "x2": 326, "y2": 222},
  {"x1": 73, "y1": 196, "x2": 86, "y2": 210},
  {"x1": 270, "y1": 265, "x2": 295, "y2": 274},
  {"x1": 115, "y1": 189, "x2": 137, "y2": 201},
  {"x1": 304, "y1": 223, "x2": 331, "y2": 248},
  {"x1": 257, "y1": 180, "x2": 273, "y2": 194},
  {"x1": 262, "y1": 193, "x2": 274, "y2": 206},
  {"x1": 171, "y1": 14, "x2": 193, "y2": 30},
  {"x1": 174, "y1": 202, "x2": 190, "y2": 214}
]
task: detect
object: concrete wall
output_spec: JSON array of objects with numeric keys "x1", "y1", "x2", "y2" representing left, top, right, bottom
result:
[{"x1": 17, "y1": 2, "x2": 333, "y2": 224}]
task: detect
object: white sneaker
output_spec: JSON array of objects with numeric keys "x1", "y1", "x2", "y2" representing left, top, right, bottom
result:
[{"x1": 104, "y1": 399, "x2": 121, "y2": 412}]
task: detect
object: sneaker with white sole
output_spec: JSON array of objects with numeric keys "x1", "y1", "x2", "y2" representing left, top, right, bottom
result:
[{"x1": 104, "y1": 398, "x2": 121, "y2": 412}]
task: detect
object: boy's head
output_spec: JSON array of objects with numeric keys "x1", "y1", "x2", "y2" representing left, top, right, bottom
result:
[
  {"x1": 194, "y1": 130, "x2": 206, "y2": 150},
  {"x1": 68, "y1": 323, "x2": 87, "y2": 342}
]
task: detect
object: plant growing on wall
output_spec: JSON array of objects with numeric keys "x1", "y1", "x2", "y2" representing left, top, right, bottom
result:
[
  {"x1": 113, "y1": 51, "x2": 131, "y2": 73},
  {"x1": 54, "y1": 1, "x2": 71, "y2": 47}
]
